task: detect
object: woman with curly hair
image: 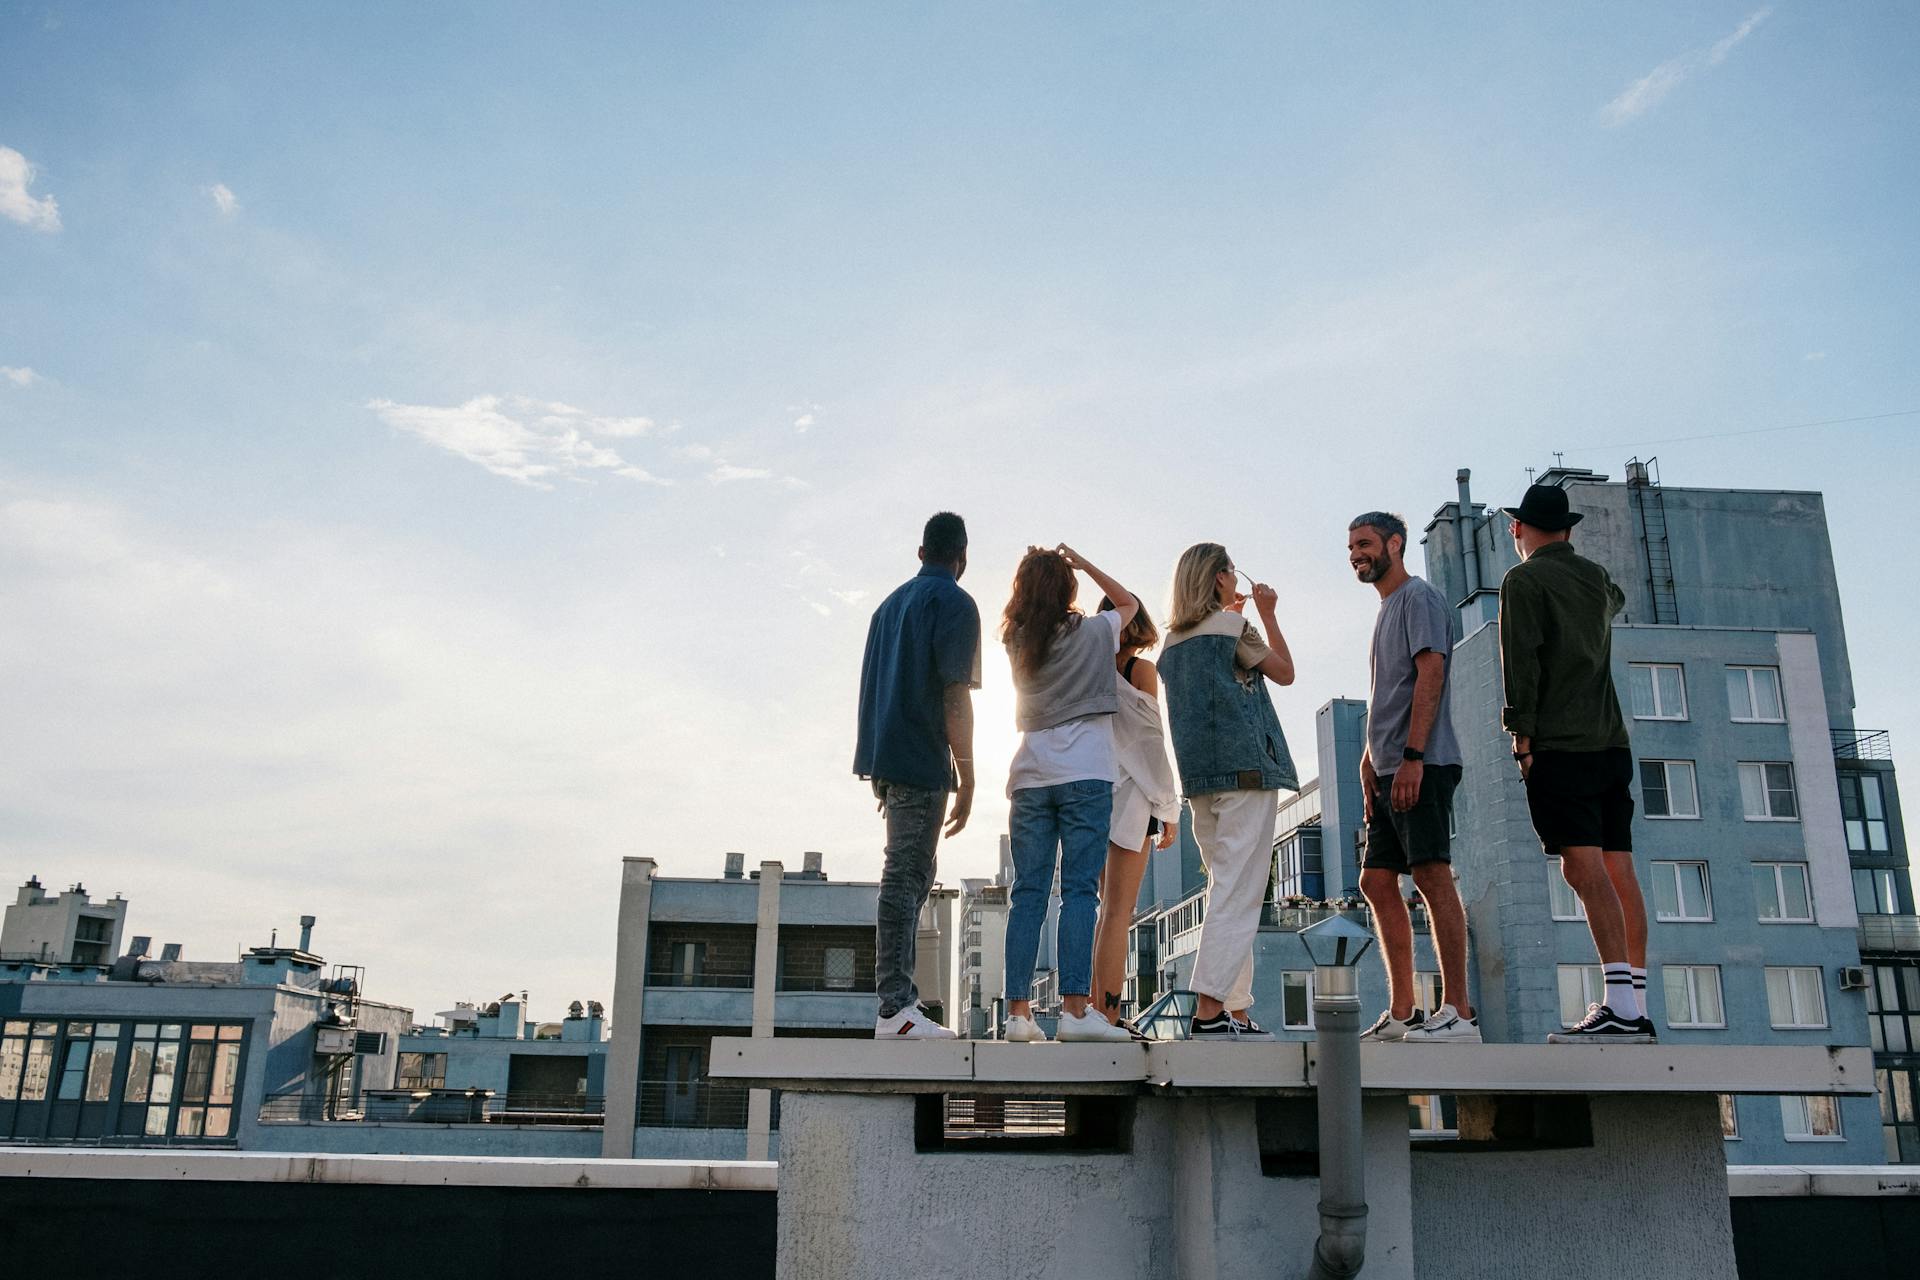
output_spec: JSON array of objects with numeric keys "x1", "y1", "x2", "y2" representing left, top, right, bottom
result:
[{"x1": 999, "y1": 544, "x2": 1138, "y2": 1044}]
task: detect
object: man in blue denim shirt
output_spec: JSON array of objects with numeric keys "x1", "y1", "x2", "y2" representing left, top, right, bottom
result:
[{"x1": 854, "y1": 512, "x2": 980, "y2": 1038}]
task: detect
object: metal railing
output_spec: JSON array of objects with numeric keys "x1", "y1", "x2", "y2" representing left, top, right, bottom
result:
[
  {"x1": 645, "y1": 970, "x2": 756, "y2": 989},
  {"x1": 258, "y1": 1090, "x2": 604, "y2": 1125},
  {"x1": 1834, "y1": 729, "x2": 1892, "y2": 761},
  {"x1": 1859, "y1": 914, "x2": 1920, "y2": 954},
  {"x1": 635, "y1": 1079, "x2": 752, "y2": 1130}
]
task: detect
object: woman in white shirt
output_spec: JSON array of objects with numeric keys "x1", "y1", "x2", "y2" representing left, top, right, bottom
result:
[
  {"x1": 999, "y1": 544, "x2": 1138, "y2": 1044},
  {"x1": 1091, "y1": 597, "x2": 1180, "y2": 1033}
]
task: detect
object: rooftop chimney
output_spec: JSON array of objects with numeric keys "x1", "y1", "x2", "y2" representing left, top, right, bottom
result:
[
  {"x1": 803, "y1": 850, "x2": 824, "y2": 876},
  {"x1": 299, "y1": 915, "x2": 316, "y2": 952},
  {"x1": 724, "y1": 851, "x2": 746, "y2": 879}
]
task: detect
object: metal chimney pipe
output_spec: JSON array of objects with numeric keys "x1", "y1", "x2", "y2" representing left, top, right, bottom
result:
[
  {"x1": 1455, "y1": 469, "x2": 1481, "y2": 601},
  {"x1": 299, "y1": 915, "x2": 316, "y2": 952},
  {"x1": 1307, "y1": 962, "x2": 1368, "y2": 1280}
]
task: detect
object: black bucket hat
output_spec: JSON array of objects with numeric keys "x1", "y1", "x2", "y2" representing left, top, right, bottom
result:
[{"x1": 1502, "y1": 483, "x2": 1584, "y2": 532}]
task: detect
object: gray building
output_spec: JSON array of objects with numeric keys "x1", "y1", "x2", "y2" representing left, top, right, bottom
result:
[
  {"x1": 601, "y1": 850, "x2": 954, "y2": 1162},
  {"x1": 2, "y1": 877, "x2": 127, "y2": 966}
]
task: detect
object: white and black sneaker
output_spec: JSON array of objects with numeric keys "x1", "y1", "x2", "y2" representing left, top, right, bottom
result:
[
  {"x1": 1546, "y1": 1003, "x2": 1655, "y2": 1044},
  {"x1": 1360, "y1": 1009, "x2": 1425, "y2": 1042},
  {"x1": 874, "y1": 1003, "x2": 959, "y2": 1040},
  {"x1": 1401, "y1": 1004, "x2": 1482, "y2": 1044},
  {"x1": 1189, "y1": 1011, "x2": 1275, "y2": 1041}
]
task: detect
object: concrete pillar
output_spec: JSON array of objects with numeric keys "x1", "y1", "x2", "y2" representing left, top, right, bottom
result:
[
  {"x1": 747, "y1": 861, "x2": 782, "y2": 1161},
  {"x1": 600, "y1": 856, "x2": 655, "y2": 1159}
]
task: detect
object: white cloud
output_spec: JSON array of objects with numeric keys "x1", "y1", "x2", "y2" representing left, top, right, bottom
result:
[
  {"x1": 2, "y1": 366, "x2": 39, "y2": 387},
  {"x1": 207, "y1": 182, "x2": 239, "y2": 218},
  {"x1": 829, "y1": 588, "x2": 869, "y2": 606},
  {"x1": 0, "y1": 145, "x2": 61, "y2": 232},
  {"x1": 793, "y1": 413, "x2": 816, "y2": 432},
  {"x1": 1600, "y1": 9, "x2": 1770, "y2": 126},
  {"x1": 368, "y1": 394, "x2": 669, "y2": 489},
  {"x1": 710, "y1": 463, "x2": 774, "y2": 483},
  {"x1": 508, "y1": 395, "x2": 655, "y2": 438},
  {"x1": 1804, "y1": 351, "x2": 1827, "y2": 361}
]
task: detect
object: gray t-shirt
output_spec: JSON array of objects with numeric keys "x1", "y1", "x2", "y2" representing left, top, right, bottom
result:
[{"x1": 1368, "y1": 576, "x2": 1462, "y2": 771}]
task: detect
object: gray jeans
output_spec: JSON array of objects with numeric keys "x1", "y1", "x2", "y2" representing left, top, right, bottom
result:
[{"x1": 874, "y1": 779, "x2": 944, "y2": 1019}]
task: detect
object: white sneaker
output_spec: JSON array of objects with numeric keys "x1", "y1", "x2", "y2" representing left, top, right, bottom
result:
[
  {"x1": 1400, "y1": 1003, "x2": 1482, "y2": 1044},
  {"x1": 1360, "y1": 1008, "x2": 1425, "y2": 1042},
  {"x1": 1055, "y1": 1006, "x2": 1133, "y2": 1043},
  {"x1": 874, "y1": 1004, "x2": 958, "y2": 1039},
  {"x1": 1004, "y1": 1015, "x2": 1048, "y2": 1043}
]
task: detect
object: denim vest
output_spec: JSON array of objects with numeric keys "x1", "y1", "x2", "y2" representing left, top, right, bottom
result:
[{"x1": 1159, "y1": 611, "x2": 1298, "y2": 795}]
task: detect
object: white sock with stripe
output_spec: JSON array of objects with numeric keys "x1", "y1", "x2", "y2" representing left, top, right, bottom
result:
[{"x1": 1603, "y1": 964, "x2": 1641, "y2": 1020}]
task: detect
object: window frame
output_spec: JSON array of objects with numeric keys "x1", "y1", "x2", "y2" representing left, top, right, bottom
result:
[
  {"x1": 1639, "y1": 759, "x2": 1700, "y2": 820},
  {"x1": 1556, "y1": 964, "x2": 1603, "y2": 1028},
  {"x1": 1766, "y1": 966, "x2": 1829, "y2": 1030},
  {"x1": 1650, "y1": 860, "x2": 1713, "y2": 923},
  {"x1": 1727, "y1": 666, "x2": 1786, "y2": 724},
  {"x1": 1739, "y1": 761, "x2": 1800, "y2": 822},
  {"x1": 1281, "y1": 971, "x2": 1315, "y2": 1030},
  {"x1": 1662, "y1": 964, "x2": 1726, "y2": 1029},
  {"x1": 1753, "y1": 862, "x2": 1814, "y2": 924},
  {"x1": 1780, "y1": 1094, "x2": 1845, "y2": 1142},
  {"x1": 1628, "y1": 663, "x2": 1689, "y2": 721},
  {"x1": 1839, "y1": 772, "x2": 1891, "y2": 854},
  {"x1": 1547, "y1": 858, "x2": 1587, "y2": 921}
]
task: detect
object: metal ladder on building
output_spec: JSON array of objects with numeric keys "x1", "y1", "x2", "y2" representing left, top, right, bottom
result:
[{"x1": 1626, "y1": 457, "x2": 1679, "y2": 624}]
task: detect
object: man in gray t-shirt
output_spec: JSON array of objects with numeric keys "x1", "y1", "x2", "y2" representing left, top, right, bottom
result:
[{"x1": 1348, "y1": 512, "x2": 1480, "y2": 1044}]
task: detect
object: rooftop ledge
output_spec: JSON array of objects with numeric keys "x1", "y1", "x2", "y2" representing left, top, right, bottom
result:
[{"x1": 709, "y1": 1037, "x2": 1873, "y2": 1097}]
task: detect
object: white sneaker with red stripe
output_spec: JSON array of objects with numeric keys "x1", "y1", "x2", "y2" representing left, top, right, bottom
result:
[{"x1": 874, "y1": 1004, "x2": 958, "y2": 1039}]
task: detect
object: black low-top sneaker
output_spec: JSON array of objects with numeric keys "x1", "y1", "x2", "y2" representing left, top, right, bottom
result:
[
  {"x1": 1545, "y1": 1003, "x2": 1656, "y2": 1044},
  {"x1": 1632, "y1": 1016, "x2": 1658, "y2": 1042}
]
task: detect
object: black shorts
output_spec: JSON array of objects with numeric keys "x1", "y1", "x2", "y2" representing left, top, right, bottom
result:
[
  {"x1": 1524, "y1": 748, "x2": 1634, "y2": 854},
  {"x1": 1363, "y1": 764, "x2": 1462, "y2": 874}
]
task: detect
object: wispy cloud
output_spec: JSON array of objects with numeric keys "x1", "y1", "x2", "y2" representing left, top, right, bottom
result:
[
  {"x1": 1600, "y1": 8, "x2": 1770, "y2": 126},
  {"x1": 710, "y1": 462, "x2": 774, "y2": 483},
  {"x1": 789, "y1": 402, "x2": 821, "y2": 433},
  {"x1": 368, "y1": 394, "x2": 671, "y2": 490},
  {"x1": 0, "y1": 145, "x2": 61, "y2": 232},
  {"x1": 2, "y1": 366, "x2": 39, "y2": 387},
  {"x1": 206, "y1": 182, "x2": 239, "y2": 218}
]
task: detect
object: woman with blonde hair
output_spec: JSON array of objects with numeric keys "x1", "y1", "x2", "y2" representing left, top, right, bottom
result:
[
  {"x1": 1157, "y1": 542, "x2": 1298, "y2": 1039},
  {"x1": 1090, "y1": 595, "x2": 1179, "y2": 1032},
  {"x1": 999, "y1": 545, "x2": 1138, "y2": 1044}
]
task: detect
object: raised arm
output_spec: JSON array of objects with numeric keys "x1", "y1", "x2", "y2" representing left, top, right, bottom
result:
[
  {"x1": 1250, "y1": 583, "x2": 1295, "y2": 686},
  {"x1": 1055, "y1": 545, "x2": 1139, "y2": 629}
]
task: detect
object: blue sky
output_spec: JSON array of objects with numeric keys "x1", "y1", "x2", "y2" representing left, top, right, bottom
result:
[{"x1": 4, "y1": 3, "x2": 1916, "y2": 1017}]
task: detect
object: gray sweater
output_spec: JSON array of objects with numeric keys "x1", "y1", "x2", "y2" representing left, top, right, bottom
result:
[{"x1": 1012, "y1": 614, "x2": 1121, "y2": 732}]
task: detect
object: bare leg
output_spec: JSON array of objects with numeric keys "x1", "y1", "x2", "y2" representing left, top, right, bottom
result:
[
  {"x1": 1360, "y1": 867, "x2": 1415, "y2": 1018},
  {"x1": 1603, "y1": 851, "x2": 1647, "y2": 969},
  {"x1": 1093, "y1": 838, "x2": 1152, "y2": 1024},
  {"x1": 1411, "y1": 862, "x2": 1473, "y2": 1019},
  {"x1": 1561, "y1": 846, "x2": 1627, "y2": 964}
]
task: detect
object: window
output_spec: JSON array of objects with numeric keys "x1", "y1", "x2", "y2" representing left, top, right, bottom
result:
[
  {"x1": 1720, "y1": 1095, "x2": 1740, "y2": 1139},
  {"x1": 669, "y1": 941, "x2": 707, "y2": 985},
  {"x1": 823, "y1": 947, "x2": 856, "y2": 990},
  {"x1": 1865, "y1": 962, "x2": 1920, "y2": 1055},
  {"x1": 1557, "y1": 965, "x2": 1603, "y2": 1027},
  {"x1": 397, "y1": 1052, "x2": 447, "y2": 1090},
  {"x1": 1839, "y1": 773, "x2": 1891, "y2": 853},
  {"x1": 1739, "y1": 762, "x2": 1799, "y2": 821},
  {"x1": 1413, "y1": 972, "x2": 1444, "y2": 1014},
  {"x1": 1780, "y1": 1095, "x2": 1843, "y2": 1141},
  {"x1": 1879, "y1": 1068, "x2": 1918, "y2": 1162},
  {"x1": 1629, "y1": 664, "x2": 1688, "y2": 720},
  {"x1": 1662, "y1": 965, "x2": 1725, "y2": 1028},
  {"x1": 1766, "y1": 967, "x2": 1828, "y2": 1029},
  {"x1": 1409, "y1": 1094, "x2": 1457, "y2": 1136},
  {"x1": 1639, "y1": 760, "x2": 1699, "y2": 818},
  {"x1": 1282, "y1": 971, "x2": 1314, "y2": 1030},
  {"x1": 0, "y1": 1023, "x2": 26, "y2": 1102},
  {"x1": 1650, "y1": 861, "x2": 1712, "y2": 922},
  {"x1": 1855, "y1": 868, "x2": 1900, "y2": 916},
  {"x1": 1754, "y1": 863, "x2": 1813, "y2": 923},
  {"x1": 1547, "y1": 859, "x2": 1586, "y2": 920},
  {"x1": 1727, "y1": 666, "x2": 1785, "y2": 722}
]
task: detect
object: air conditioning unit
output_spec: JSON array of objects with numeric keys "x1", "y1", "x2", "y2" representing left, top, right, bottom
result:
[
  {"x1": 353, "y1": 1031, "x2": 388, "y2": 1055},
  {"x1": 1838, "y1": 966, "x2": 1870, "y2": 990},
  {"x1": 314, "y1": 1025, "x2": 356, "y2": 1056}
]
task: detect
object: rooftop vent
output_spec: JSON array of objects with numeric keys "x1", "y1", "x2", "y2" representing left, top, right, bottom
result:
[
  {"x1": 159, "y1": 942, "x2": 184, "y2": 962},
  {"x1": 803, "y1": 850, "x2": 824, "y2": 875},
  {"x1": 724, "y1": 851, "x2": 746, "y2": 879}
]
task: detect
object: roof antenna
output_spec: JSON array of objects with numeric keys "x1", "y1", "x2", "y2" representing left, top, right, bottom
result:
[
  {"x1": 1525, "y1": 466, "x2": 1537, "y2": 484},
  {"x1": 1553, "y1": 451, "x2": 1565, "y2": 468}
]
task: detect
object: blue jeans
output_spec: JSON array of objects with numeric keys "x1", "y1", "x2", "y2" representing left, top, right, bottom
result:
[
  {"x1": 874, "y1": 779, "x2": 944, "y2": 1019},
  {"x1": 1004, "y1": 779, "x2": 1112, "y2": 1002}
]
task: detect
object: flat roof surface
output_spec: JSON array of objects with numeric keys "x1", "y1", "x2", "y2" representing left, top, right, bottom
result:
[{"x1": 710, "y1": 1037, "x2": 1874, "y2": 1097}]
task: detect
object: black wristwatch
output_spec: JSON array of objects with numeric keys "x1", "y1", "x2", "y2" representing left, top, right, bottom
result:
[{"x1": 1402, "y1": 746, "x2": 1425, "y2": 763}]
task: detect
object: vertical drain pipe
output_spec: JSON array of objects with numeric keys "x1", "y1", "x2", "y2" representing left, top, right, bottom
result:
[
  {"x1": 1302, "y1": 916, "x2": 1372, "y2": 1280},
  {"x1": 1455, "y1": 468, "x2": 1480, "y2": 601}
]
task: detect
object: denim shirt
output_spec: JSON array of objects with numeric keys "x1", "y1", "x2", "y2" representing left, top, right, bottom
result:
[{"x1": 1159, "y1": 611, "x2": 1298, "y2": 796}]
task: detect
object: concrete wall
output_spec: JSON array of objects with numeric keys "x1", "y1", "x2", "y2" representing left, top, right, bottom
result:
[{"x1": 247, "y1": 1121, "x2": 603, "y2": 1157}]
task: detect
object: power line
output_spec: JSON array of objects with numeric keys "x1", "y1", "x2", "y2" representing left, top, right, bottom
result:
[{"x1": 1560, "y1": 408, "x2": 1920, "y2": 455}]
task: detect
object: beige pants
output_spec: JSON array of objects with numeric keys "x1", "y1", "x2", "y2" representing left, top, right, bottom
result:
[{"x1": 1188, "y1": 788, "x2": 1280, "y2": 1010}]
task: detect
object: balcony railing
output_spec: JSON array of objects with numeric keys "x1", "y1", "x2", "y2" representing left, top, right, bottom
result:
[
  {"x1": 1833, "y1": 729, "x2": 1892, "y2": 761},
  {"x1": 258, "y1": 1090, "x2": 604, "y2": 1125},
  {"x1": 646, "y1": 970, "x2": 756, "y2": 989},
  {"x1": 636, "y1": 1079, "x2": 752, "y2": 1130},
  {"x1": 1859, "y1": 914, "x2": 1920, "y2": 954}
]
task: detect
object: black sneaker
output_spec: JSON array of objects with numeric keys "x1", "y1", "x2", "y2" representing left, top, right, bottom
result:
[
  {"x1": 1546, "y1": 1003, "x2": 1656, "y2": 1044},
  {"x1": 1116, "y1": 1018, "x2": 1152, "y2": 1042},
  {"x1": 1189, "y1": 1011, "x2": 1275, "y2": 1041},
  {"x1": 1632, "y1": 1016, "x2": 1658, "y2": 1042}
]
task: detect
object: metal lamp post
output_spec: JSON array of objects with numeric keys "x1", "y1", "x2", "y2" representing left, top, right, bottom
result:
[{"x1": 1300, "y1": 914, "x2": 1375, "y2": 1280}]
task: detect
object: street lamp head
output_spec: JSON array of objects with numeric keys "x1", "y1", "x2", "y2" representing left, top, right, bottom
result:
[{"x1": 1300, "y1": 914, "x2": 1374, "y2": 970}]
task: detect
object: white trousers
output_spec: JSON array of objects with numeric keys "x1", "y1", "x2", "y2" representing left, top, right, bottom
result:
[{"x1": 1187, "y1": 788, "x2": 1279, "y2": 1010}]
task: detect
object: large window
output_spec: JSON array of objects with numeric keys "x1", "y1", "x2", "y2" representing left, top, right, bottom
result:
[
  {"x1": 54, "y1": 1022, "x2": 120, "y2": 1102},
  {"x1": 1765, "y1": 967, "x2": 1828, "y2": 1029},
  {"x1": 1629, "y1": 664, "x2": 1688, "y2": 720},
  {"x1": 1838, "y1": 773, "x2": 1891, "y2": 854},
  {"x1": 1557, "y1": 965, "x2": 1603, "y2": 1027},
  {"x1": 1878, "y1": 1067, "x2": 1919, "y2": 1162},
  {"x1": 1727, "y1": 666, "x2": 1785, "y2": 723},
  {"x1": 1, "y1": 1019, "x2": 246, "y2": 1142},
  {"x1": 1739, "y1": 762, "x2": 1799, "y2": 821},
  {"x1": 1640, "y1": 760, "x2": 1700, "y2": 819},
  {"x1": 1547, "y1": 858, "x2": 1586, "y2": 920},
  {"x1": 1855, "y1": 867, "x2": 1901, "y2": 916},
  {"x1": 0, "y1": 1021, "x2": 57, "y2": 1102},
  {"x1": 1865, "y1": 962, "x2": 1920, "y2": 1055},
  {"x1": 396, "y1": 1052, "x2": 447, "y2": 1090},
  {"x1": 1780, "y1": 1095, "x2": 1843, "y2": 1141},
  {"x1": 1754, "y1": 863, "x2": 1813, "y2": 923},
  {"x1": 1281, "y1": 971, "x2": 1314, "y2": 1030},
  {"x1": 1650, "y1": 861, "x2": 1712, "y2": 922},
  {"x1": 1662, "y1": 965, "x2": 1726, "y2": 1028}
]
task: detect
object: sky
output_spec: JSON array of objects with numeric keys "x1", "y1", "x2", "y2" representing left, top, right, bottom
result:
[{"x1": 3, "y1": 3, "x2": 1917, "y2": 1020}]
